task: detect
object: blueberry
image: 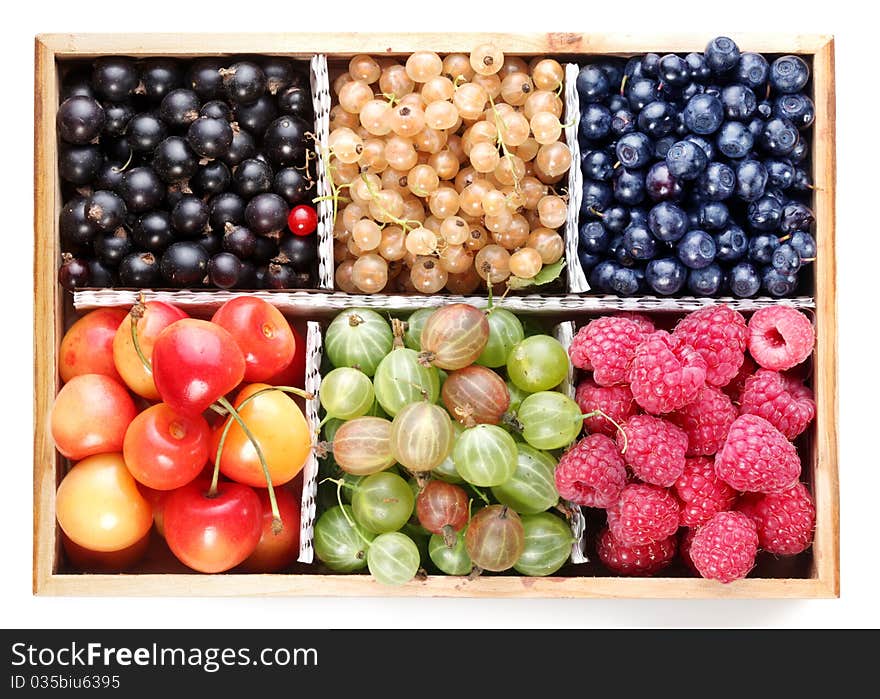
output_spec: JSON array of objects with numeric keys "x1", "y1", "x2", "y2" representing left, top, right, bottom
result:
[
  {"x1": 645, "y1": 162, "x2": 682, "y2": 201},
  {"x1": 716, "y1": 121, "x2": 754, "y2": 158},
  {"x1": 654, "y1": 136, "x2": 677, "y2": 159},
  {"x1": 747, "y1": 194, "x2": 783, "y2": 231},
  {"x1": 766, "y1": 159, "x2": 795, "y2": 189},
  {"x1": 582, "y1": 150, "x2": 615, "y2": 181},
  {"x1": 628, "y1": 208, "x2": 650, "y2": 228},
  {"x1": 613, "y1": 168, "x2": 646, "y2": 206},
  {"x1": 648, "y1": 201, "x2": 689, "y2": 242},
  {"x1": 699, "y1": 201, "x2": 729, "y2": 230},
  {"x1": 747, "y1": 116, "x2": 765, "y2": 142},
  {"x1": 729, "y1": 262, "x2": 761, "y2": 297},
  {"x1": 616, "y1": 132, "x2": 654, "y2": 169},
  {"x1": 688, "y1": 263, "x2": 723, "y2": 295},
  {"x1": 665, "y1": 140, "x2": 708, "y2": 180},
  {"x1": 684, "y1": 134, "x2": 715, "y2": 160},
  {"x1": 626, "y1": 78, "x2": 658, "y2": 111},
  {"x1": 640, "y1": 53, "x2": 660, "y2": 78},
  {"x1": 607, "y1": 94, "x2": 628, "y2": 113},
  {"x1": 792, "y1": 168, "x2": 812, "y2": 192},
  {"x1": 773, "y1": 94, "x2": 815, "y2": 130},
  {"x1": 686, "y1": 52, "x2": 712, "y2": 82},
  {"x1": 789, "y1": 139, "x2": 809, "y2": 164},
  {"x1": 615, "y1": 240, "x2": 636, "y2": 267},
  {"x1": 772, "y1": 242, "x2": 802, "y2": 274},
  {"x1": 577, "y1": 64, "x2": 611, "y2": 103},
  {"x1": 659, "y1": 54, "x2": 690, "y2": 86},
  {"x1": 780, "y1": 201, "x2": 815, "y2": 233},
  {"x1": 714, "y1": 224, "x2": 749, "y2": 262},
  {"x1": 720, "y1": 84, "x2": 756, "y2": 120},
  {"x1": 589, "y1": 260, "x2": 619, "y2": 291},
  {"x1": 625, "y1": 57, "x2": 645, "y2": 80},
  {"x1": 581, "y1": 179, "x2": 614, "y2": 216},
  {"x1": 762, "y1": 266, "x2": 798, "y2": 296},
  {"x1": 638, "y1": 101, "x2": 676, "y2": 137},
  {"x1": 705, "y1": 37, "x2": 741, "y2": 74},
  {"x1": 735, "y1": 159, "x2": 768, "y2": 201},
  {"x1": 597, "y1": 62, "x2": 625, "y2": 91},
  {"x1": 682, "y1": 93, "x2": 724, "y2": 134},
  {"x1": 748, "y1": 233, "x2": 780, "y2": 265},
  {"x1": 579, "y1": 103, "x2": 613, "y2": 141},
  {"x1": 610, "y1": 108, "x2": 636, "y2": 138},
  {"x1": 623, "y1": 224, "x2": 658, "y2": 260},
  {"x1": 578, "y1": 250, "x2": 602, "y2": 271},
  {"x1": 646, "y1": 257, "x2": 687, "y2": 295},
  {"x1": 611, "y1": 266, "x2": 642, "y2": 295},
  {"x1": 770, "y1": 55, "x2": 810, "y2": 94},
  {"x1": 676, "y1": 229, "x2": 716, "y2": 269},
  {"x1": 604, "y1": 205, "x2": 630, "y2": 234},
  {"x1": 789, "y1": 231, "x2": 816, "y2": 260},
  {"x1": 681, "y1": 83, "x2": 704, "y2": 102},
  {"x1": 696, "y1": 163, "x2": 736, "y2": 201},
  {"x1": 735, "y1": 53, "x2": 769, "y2": 89},
  {"x1": 579, "y1": 220, "x2": 609, "y2": 254},
  {"x1": 757, "y1": 101, "x2": 773, "y2": 119},
  {"x1": 760, "y1": 117, "x2": 799, "y2": 156}
]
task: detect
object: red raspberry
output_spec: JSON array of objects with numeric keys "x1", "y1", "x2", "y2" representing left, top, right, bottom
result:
[
  {"x1": 689, "y1": 511, "x2": 759, "y2": 583},
  {"x1": 569, "y1": 317, "x2": 645, "y2": 385},
  {"x1": 673, "y1": 305, "x2": 748, "y2": 387},
  {"x1": 674, "y1": 456, "x2": 738, "y2": 528},
  {"x1": 555, "y1": 434, "x2": 626, "y2": 508},
  {"x1": 628, "y1": 331, "x2": 707, "y2": 414},
  {"x1": 737, "y1": 483, "x2": 816, "y2": 555},
  {"x1": 680, "y1": 528, "x2": 699, "y2": 574},
  {"x1": 723, "y1": 354, "x2": 756, "y2": 403},
  {"x1": 669, "y1": 386, "x2": 737, "y2": 456},
  {"x1": 617, "y1": 414, "x2": 688, "y2": 487},
  {"x1": 607, "y1": 483, "x2": 680, "y2": 546},
  {"x1": 748, "y1": 306, "x2": 815, "y2": 371},
  {"x1": 596, "y1": 528, "x2": 676, "y2": 576},
  {"x1": 715, "y1": 414, "x2": 801, "y2": 493},
  {"x1": 614, "y1": 312, "x2": 655, "y2": 334},
  {"x1": 739, "y1": 370, "x2": 816, "y2": 440},
  {"x1": 575, "y1": 379, "x2": 636, "y2": 437}
]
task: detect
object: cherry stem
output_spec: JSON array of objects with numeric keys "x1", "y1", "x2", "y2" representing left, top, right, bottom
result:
[
  {"x1": 215, "y1": 395, "x2": 282, "y2": 534},
  {"x1": 128, "y1": 303, "x2": 152, "y2": 375},
  {"x1": 582, "y1": 409, "x2": 628, "y2": 453}
]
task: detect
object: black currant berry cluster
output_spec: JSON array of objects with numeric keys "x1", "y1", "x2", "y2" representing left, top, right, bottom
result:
[
  {"x1": 576, "y1": 36, "x2": 816, "y2": 297},
  {"x1": 57, "y1": 55, "x2": 319, "y2": 291}
]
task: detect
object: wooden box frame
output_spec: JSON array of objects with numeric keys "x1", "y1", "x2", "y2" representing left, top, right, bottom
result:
[{"x1": 34, "y1": 33, "x2": 838, "y2": 598}]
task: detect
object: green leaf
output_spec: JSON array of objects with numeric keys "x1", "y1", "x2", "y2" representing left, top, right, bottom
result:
[{"x1": 506, "y1": 259, "x2": 566, "y2": 290}]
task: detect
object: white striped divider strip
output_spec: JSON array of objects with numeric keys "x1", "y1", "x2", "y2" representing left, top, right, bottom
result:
[
  {"x1": 298, "y1": 320, "x2": 324, "y2": 563},
  {"x1": 310, "y1": 54, "x2": 335, "y2": 291},
  {"x1": 564, "y1": 63, "x2": 588, "y2": 294}
]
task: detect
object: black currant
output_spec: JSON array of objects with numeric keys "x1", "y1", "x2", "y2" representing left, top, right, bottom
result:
[
  {"x1": 118, "y1": 166, "x2": 166, "y2": 212},
  {"x1": 222, "y1": 61, "x2": 267, "y2": 104},
  {"x1": 197, "y1": 230, "x2": 223, "y2": 256},
  {"x1": 190, "y1": 160, "x2": 231, "y2": 198},
  {"x1": 84, "y1": 190, "x2": 127, "y2": 232},
  {"x1": 140, "y1": 58, "x2": 182, "y2": 102},
  {"x1": 94, "y1": 227, "x2": 132, "y2": 267},
  {"x1": 61, "y1": 66, "x2": 94, "y2": 100},
  {"x1": 171, "y1": 195, "x2": 210, "y2": 237},
  {"x1": 57, "y1": 96, "x2": 105, "y2": 144},
  {"x1": 237, "y1": 260, "x2": 257, "y2": 288},
  {"x1": 251, "y1": 234, "x2": 278, "y2": 263},
  {"x1": 262, "y1": 116, "x2": 308, "y2": 166},
  {"x1": 245, "y1": 192, "x2": 288, "y2": 236},
  {"x1": 59, "y1": 196, "x2": 98, "y2": 246},
  {"x1": 160, "y1": 241, "x2": 209, "y2": 287},
  {"x1": 208, "y1": 252, "x2": 242, "y2": 288},
  {"x1": 273, "y1": 167, "x2": 313, "y2": 205},
  {"x1": 222, "y1": 224, "x2": 257, "y2": 258},
  {"x1": 200, "y1": 100, "x2": 232, "y2": 121},
  {"x1": 234, "y1": 95, "x2": 278, "y2": 136},
  {"x1": 58, "y1": 253, "x2": 90, "y2": 291},
  {"x1": 159, "y1": 88, "x2": 201, "y2": 129},
  {"x1": 92, "y1": 57, "x2": 138, "y2": 102},
  {"x1": 101, "y1": 135, "x2": 133, "y2": 163},
  {"x1": 263, "y1": 262, "x2": 295, "y2": 288},
  {"x1": 260, "y1": 57, "x2": 297, "y2": 95},
  {"x1": 278, "y1": 234, "x2": 317, "y2": 271},
  {"x1": 186, "y1": 59, "x2": 225, "y2": 100},
  {"x1": 233, "y1": 158, "x2": 273, "y2": 198},
  {"x1": 277, "y1": 85, "x2": 313, "y2": 119},
  {"x1": 119, "y1": 251, "x2": 160, "y2": 286},
  {"x1": 132, "y1": 210, "x2": 175, "y2": 252},
  {"x1": 58, "y1": 144, "x2": 102, "y2": 184},
  {"x1": 101, "y1": 101, "x2": 135, "y2": 137},
  {"x1": 88, "y1": 259, "x2": 116, "y2": 287},
  {"x1": 222, "y1": 125, "x2": 257, "y2": 167},
  {"x1": 186, "y1": 116, "x2": 233, "y2": 160},
  {"x1": 208, "y1": 192, "x2": 246, "y2": 232},
  {"x1": 152, "y1": 136, "x2": 198, "y2": 183}
]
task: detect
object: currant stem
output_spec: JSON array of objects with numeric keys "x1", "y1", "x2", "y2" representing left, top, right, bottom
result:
[{"x1": 215, "y1": 395, "x2": 283, "y2": 534}]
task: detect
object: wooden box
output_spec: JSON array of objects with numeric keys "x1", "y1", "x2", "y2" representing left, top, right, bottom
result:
[{"x1": 34, "y1": 33, "x2": 838, "y2": 597}]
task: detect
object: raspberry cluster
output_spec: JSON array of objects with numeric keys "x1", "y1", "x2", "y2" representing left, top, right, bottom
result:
[{"x1": 559, "y1": 305, "x2": 817, "y2": 582}]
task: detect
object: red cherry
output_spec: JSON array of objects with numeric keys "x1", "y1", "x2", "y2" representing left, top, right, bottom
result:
[
  {"x1": 287, "y1": 205, "x2": 318, "y2": 236},
  {"x1": 151, "y1": 319, "x2": 246, "y2": 416},
  {"x1": 163, "y1": 480, "x2": 262, "y2": 573}
]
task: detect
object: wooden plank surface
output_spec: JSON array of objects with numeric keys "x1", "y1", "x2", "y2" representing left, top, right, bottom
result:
[{"x1": 36, "y1": 32, "x2": 833, "y2": 58}]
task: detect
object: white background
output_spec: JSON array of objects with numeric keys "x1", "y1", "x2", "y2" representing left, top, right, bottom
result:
[{"x1": 3, "y1": 0, "x2": 875, "y2": 629}]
